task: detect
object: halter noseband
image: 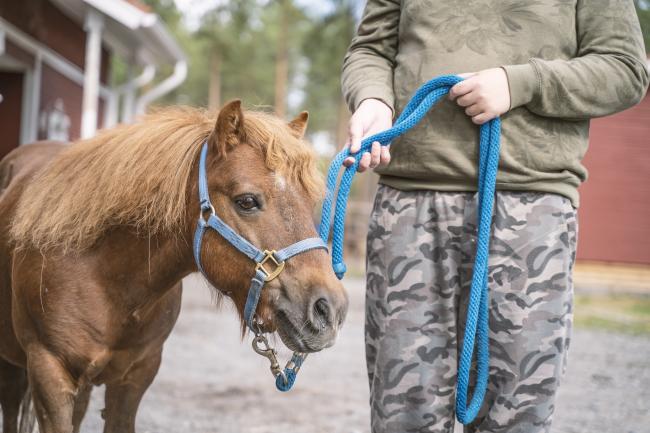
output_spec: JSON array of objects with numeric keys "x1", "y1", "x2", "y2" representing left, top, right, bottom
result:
[{"x1": 192, "y1": 141, "x2": 328, "y2": 391}]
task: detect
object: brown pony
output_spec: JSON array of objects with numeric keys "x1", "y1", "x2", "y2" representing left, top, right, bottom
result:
[{"x1": 0, "y1": 100, "x2": 348, "y2": 433}]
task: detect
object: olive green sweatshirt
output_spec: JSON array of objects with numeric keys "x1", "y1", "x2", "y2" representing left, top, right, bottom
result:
[{"x1": 341, "y1": 0, "x2": 649, "y2": 206}]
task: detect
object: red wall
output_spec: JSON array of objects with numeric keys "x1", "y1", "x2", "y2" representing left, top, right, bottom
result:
[
  {"x1": 577, "y1": 95, "x2": 650, "y2": 264},
  {"x1": 0, "y1": 0, "x2": 110, "y2": 83},
  {"x1": 0, "y1": 72, "x2": 24, "y2": 159}
]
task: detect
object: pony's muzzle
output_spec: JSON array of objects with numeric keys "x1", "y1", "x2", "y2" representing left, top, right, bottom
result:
[
  {"x1": 272, "y1": 276, "x2": 348, "y2": 353},
  {"x1": 308, "y1": 293, "x2": 346, "y2": 332},
  {"x1": 308, "y1": 286, "x2": 348, "y2": 332}
]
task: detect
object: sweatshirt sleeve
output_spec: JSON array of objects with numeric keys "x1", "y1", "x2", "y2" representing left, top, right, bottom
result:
[
  {"x1": 341, "y1": 0, "x2": 401, "y2": 113},
  {"x1": 503, "y1": 0, "x2": 649, "y2": 119}
]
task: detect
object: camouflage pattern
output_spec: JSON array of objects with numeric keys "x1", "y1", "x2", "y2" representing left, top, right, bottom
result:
[{"x1": 365, "y1": 185, "x2": 577, "y2": 433}]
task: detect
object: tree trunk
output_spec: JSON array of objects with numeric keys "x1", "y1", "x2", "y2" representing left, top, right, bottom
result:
[
  {"x1": 208, "y1": 48, "x2": 222, "y2": 110},
  {"x1": 336, "y1": 97, "x2": 350, "y2": 148},
  {"x1": 274, "y1": 1, "x2": 289, "y2": 117}
]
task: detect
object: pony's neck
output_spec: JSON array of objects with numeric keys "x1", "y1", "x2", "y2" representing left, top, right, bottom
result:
[{"x1": 96, "y1": 226, "x2": 195, "y2": 307}]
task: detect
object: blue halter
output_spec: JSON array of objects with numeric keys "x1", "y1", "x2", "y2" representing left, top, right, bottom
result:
[
  {"x1": 193, "y1": 141, "x2": 328, "y2": 391},
  {"x1": 319, "y1": 75, "x2": 499, "y2": 424}
]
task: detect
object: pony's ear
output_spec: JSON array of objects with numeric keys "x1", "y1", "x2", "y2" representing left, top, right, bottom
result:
[
  {"x1": 208, "y1": 100, "x2": 245, "y2": 156},
  {"x1": 288, "y1": 111, "x2": 309, "y2": 139}
]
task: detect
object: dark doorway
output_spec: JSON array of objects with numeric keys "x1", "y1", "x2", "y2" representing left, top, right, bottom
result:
[{"x1": 0, "y1": 71, "x2": 24, "y2": 160}]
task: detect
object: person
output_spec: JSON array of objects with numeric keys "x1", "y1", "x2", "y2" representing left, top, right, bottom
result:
[{"x1": 341, "y1": 1, "x2": 649, "y2": 432}]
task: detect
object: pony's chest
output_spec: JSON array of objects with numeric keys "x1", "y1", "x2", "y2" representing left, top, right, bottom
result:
[{"x1": 89, "y1": 285, "x2": 182, "y2": 384}]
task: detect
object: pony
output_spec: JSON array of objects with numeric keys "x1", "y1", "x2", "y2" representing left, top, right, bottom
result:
[{"x1": 0, "y1": 100, "x2": 348, "y2": 433}]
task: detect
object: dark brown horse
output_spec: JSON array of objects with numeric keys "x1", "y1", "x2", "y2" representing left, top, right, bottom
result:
[{"x1": 0, "y1": 101, "x2": 348, "y2": 433}]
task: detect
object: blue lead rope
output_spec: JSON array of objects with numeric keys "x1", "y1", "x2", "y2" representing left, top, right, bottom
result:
[{"x1": 318, "y1": 75, "x2": 500, "y2": 424}]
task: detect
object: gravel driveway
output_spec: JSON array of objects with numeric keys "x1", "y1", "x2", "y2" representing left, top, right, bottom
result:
[{"x1": 6, "y1": 275, "x2": 650, "y2": 433}]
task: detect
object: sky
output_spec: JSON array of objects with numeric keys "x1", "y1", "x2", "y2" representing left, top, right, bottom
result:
[{"x1": 173, "y1": 0, "x2": 345, "y2": 31}]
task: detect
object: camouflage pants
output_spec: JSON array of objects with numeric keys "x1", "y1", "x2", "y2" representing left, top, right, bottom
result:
[{"x1": 366, "y1": 185, "x2": 577, "y2": 433}]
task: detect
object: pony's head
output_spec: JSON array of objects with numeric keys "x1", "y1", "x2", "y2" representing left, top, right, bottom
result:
[{"x1": 193, "y1": 101, "x2": 348, "y2": 352}]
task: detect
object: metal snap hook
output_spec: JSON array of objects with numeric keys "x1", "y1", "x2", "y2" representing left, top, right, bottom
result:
[{"x1": 252, "y1": 334, "x2": 283, "y2": 378}]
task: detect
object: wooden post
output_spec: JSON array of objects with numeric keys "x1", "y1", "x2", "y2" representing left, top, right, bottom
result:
[
  {"x1": 81, "y1": 9, "x2": 104, "y2": 139},
  {"x1": 208, "y1": 48, "x2": 222, "y2": 110},
  {"x1": 274, "y1": 0, "x2": 289, "y2": 117}
]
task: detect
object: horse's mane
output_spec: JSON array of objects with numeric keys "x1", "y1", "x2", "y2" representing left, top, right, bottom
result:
[{"x1": 11, "y1": 106, "x2": 323, "y2": 251}]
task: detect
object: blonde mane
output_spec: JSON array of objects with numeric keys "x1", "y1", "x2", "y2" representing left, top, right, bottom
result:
[{"x1": 11, "y1": 106, "x2": 323, "y2": 251}]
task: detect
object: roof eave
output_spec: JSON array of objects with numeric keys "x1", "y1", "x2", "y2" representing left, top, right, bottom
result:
[{"x1": 52, "y1": 0, "x2": 185, "y2": 66}]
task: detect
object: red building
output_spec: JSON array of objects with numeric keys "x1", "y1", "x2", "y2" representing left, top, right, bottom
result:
[
  {"x1": 0, "y1": 0, "x2": 186, "y2": 160},
  {"x1": 578, "y1": 87, "x2": 650, "y2": 266}
]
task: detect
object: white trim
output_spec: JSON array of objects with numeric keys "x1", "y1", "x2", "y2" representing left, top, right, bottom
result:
[
  {"x1": 0, "y1": 27, "x2": 5, "y2": 56},
  {"x1": 0, "y1": 56, "x2": 25, "y2": 71},
  {"x1": 103, "y1": 89, "x2": 119, "y2": 128},
  {"x1": 81, "y1": 9, "x2": 104, "y2": 138},
  {"x1": 135, "y1": 60, "x2": 187, "y2": 114},
  {"x1": 19, "y1": 54, "x2": 41, "y2": 144},
  {"x1": 52, "y1": 0, "x2": 183, "y2": 66},
  {"x1": 0, "y1": 17, "x2": 111, "y2": 99},
  {"x1": 84, "y1": 0, "x2": 157, "y2": 30},
  {"x1": 121, "y1": 64, "x2": 155, "y2": 122}
]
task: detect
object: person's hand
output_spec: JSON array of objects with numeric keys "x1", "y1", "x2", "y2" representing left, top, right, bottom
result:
[
  {"x1": 449, "y1": 68, "x2": 511, "y2": 125},
  {"x1": 343, "y1": 98, "x2": 393, "y2": 172}
]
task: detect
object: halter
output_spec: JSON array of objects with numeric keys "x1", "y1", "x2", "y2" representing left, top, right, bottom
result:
[{"x1": 193, "y1": 141, "x2": 328, "y2": 391}]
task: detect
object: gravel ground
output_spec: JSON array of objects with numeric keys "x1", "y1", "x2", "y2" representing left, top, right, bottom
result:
[{"x1": 5, "y1": 275, "x2": 650, "y2": 433}]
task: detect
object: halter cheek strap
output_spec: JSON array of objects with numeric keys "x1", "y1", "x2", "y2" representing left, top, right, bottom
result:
[{"x1": 192, "y1": 142, "x2": 328, "y2": 330}]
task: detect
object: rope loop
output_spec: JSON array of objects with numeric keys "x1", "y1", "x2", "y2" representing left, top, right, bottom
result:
[
  {"x1": 318, "y1": 75, "x2": 501, "y2": 424},
  {"x1": 274, "y1": 353, "x2": 307, "y2": 392}
]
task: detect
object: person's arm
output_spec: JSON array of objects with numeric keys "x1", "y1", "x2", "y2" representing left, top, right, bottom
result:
[
  {"x1": 341, "y1": 0, "x2": 401, "y2": 114},
  {"x1": 341, "y1": 0, "x2": 400, "y2": 172},
  {"x1": 450, "y1": 0, "x2": 648, "y2": 124},
  {"x1": 503, "y1": 0, "x2": 649, "y2": 119}
]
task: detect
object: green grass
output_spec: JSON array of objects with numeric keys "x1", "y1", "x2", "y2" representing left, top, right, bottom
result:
[
  {"x1": 337, "y1": 271, "x2": 650, "y2": 334},
  {"x1": 575, "y1": 294, "x2": 650, "y2": 335}
]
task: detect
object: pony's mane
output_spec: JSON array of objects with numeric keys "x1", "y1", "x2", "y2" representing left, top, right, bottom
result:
[{"x1": 11, "y1": 106, "x2": 323, "y2": 251}]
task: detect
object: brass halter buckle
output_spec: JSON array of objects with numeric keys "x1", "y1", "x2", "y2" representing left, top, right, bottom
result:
[{"x1": 256, "y1": 250, "x2": 285, "y2": 282}]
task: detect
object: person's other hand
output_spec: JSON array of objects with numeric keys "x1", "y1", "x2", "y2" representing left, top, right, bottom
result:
[
  {"x1": 343, "y1": 98, "x2": 393, "y2": 172},
  {"x1": 449, "y1": 68, "x2": 511, "y2": 125}
]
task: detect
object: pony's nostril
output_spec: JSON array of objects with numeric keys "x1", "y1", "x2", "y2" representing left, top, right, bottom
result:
[{"x1": 313, "y1": 297, "x2": 331, "y2": 327}]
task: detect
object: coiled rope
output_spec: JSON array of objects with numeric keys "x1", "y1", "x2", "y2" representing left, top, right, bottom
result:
[{"x1": 318, "y1": 74, "x2": 500, "y2": 424}]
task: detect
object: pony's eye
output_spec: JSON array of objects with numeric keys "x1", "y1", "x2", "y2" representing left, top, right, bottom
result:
[{"x1": 235, "y1": 195, "x2": 259, "y2": 211}]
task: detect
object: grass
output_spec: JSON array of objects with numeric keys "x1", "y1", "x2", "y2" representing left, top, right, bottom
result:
[
  {"x1": 575, "y1": 293, "x2": 650, "y2": 335},
  {"x1": 345, "y1": 261, "x2": 650, "y2": 335}
]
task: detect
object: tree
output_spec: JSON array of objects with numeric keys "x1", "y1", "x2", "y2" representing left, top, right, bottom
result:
[
  {"x1": 139, "y1": 0, "x2": 363, "y2": 132},
  {"x1": 635, "y1": 0, "x2": 650, "y2": 52},
  {"x1": 302, "y1": 0, "x2": 356, "y2": 143},
  {"x1": 196, "y1": 0, "x2": 261, "y2": 109}
]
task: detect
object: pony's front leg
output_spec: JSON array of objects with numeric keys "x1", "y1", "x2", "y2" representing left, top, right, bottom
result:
[
  {"x1": 0, "y1": 358, "x2": 28, "y2": 433},
  {"x1": 103, "y1": 350, "x2": 162, "y2": 433},
  {"x1": 71, "y1": 384, "x2": 92, "y2": 433},
  {"x1": 26, "y1": 346, "x2": 76, "y2": 433}
]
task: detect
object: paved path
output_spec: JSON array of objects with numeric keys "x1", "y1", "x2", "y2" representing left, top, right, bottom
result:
[{"x1": 11, "y1": 275, "x2": 650, "y2": 433}]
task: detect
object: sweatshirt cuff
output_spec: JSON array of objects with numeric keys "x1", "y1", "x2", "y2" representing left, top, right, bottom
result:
[
  {"x1": 502, "y1": 63, "x2": 539, "y2": 110},
  {"x1": 348, "y1": 86, "x2": 395, "y2": 114}
]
